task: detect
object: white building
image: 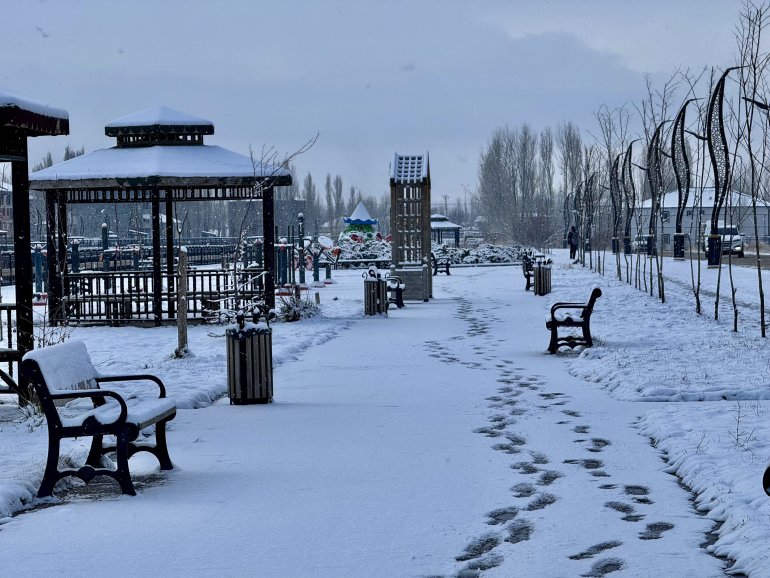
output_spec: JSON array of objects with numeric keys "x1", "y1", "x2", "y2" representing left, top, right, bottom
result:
[{"x1": 637, "y1": 188, "x2": 770, "y2": 248}]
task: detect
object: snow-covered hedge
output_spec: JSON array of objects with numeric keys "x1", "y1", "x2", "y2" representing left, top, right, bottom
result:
[{"x1": 334, "y1": 239, "x2": 523, "y2": 264}]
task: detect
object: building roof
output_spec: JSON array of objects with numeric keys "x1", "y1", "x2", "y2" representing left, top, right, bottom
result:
[
  {"x1": 0, "y1": 87, "x2": 69, "y2": 138},
  {"x1": 391, "y1": 152, "x2": 429, "y2": 184},
  {"x1": 29, "y1": 144, "x2": 290, "y2": 189},
  {"x1": 343, "y1": 201, "x2": 378, "y2": 225},
  {"x1": 640, "y1": 188, "x2": 752, "y2": 210},
  {"x1": 430, "y1": 214, "x2": 461, "y2": 230}
]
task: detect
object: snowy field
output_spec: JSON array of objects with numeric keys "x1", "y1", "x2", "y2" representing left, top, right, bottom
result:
[{"x1": 1, "y1": 251, "x2": 770, "y2": 576}]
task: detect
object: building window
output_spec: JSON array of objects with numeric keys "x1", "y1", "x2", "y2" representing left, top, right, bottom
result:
[
  {"x1": 663, "y1": 234, "x2": 671, "y2": 246},
  {"x1": 661, "y1": 210, "x2": 670, "y2": 221},
  {"x1": 686, "y1": 209, "x2": 692, "y2": 217}
]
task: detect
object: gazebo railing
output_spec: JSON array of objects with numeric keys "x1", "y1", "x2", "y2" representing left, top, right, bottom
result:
[{"x1": 61, "y1": 268, "x2": 265, "y2": 325}]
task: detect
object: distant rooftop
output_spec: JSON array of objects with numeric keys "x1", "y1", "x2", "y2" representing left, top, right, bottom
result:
[
  {"x1": 640, "y1": 188, "x2": 752, "y2": 210},
  {"x1": 344, "y1": 201, "x2": 377, "y2": 225}
]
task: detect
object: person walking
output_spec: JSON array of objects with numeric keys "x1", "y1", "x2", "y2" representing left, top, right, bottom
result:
[{"x1": 568, "y1": 226, "x2": 578, "y2": 260}]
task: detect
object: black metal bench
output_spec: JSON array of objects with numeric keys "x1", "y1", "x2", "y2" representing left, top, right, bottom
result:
[
  {"x1": 386, "y1": 275, "x2": 405, "y2": 309},
  {"x1": 21, "y1": 340, "x2": 177, "y2": 497},
  {"x1": 431, "y1": 254, "x2": 451, "y2": 276},
  {"x1": 545, "y1": 287, "x2": 602, "y2": 354},
  {"x1": 522, "y1": 255, "x2": 534, "y2": 291}
]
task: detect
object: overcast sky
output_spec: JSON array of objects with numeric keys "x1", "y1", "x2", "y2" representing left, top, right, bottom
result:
[{"x1": 2, "y1": 0, "x2": 743, "y2": 201}]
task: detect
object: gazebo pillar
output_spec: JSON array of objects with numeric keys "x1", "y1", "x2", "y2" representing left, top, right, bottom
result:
[
  {"x1": 10, "y1": 137, "x2": 34, "y2": 355},
  {"x1": 262, "y1": 185, "x2": 275, "y2": 309},
  {"x1": 45, "y1": 191, "x2": 61, "y2": 325},
  {"x1": 57, "y1": 194, "x2": 69, "y2": 306},
  {"x1": 151, "y1": 188, "x2": 162, "y2": 325},
  {"x1": 165, "y1": 193, "x2": 175, "y2": 319}
]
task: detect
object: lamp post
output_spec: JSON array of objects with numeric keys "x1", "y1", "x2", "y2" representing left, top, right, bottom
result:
[{"x1": 297, "y1": 213, "x2": 305, "y2": 285}]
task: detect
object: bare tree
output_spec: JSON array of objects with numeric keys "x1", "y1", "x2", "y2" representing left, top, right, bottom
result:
[{"x1": 737, "y1": 0, "x2": 770, "y2": 335}]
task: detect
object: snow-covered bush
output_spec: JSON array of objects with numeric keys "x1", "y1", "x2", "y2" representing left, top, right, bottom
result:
[
  {"x1": 334, "y1": 237, "x2": 522, "y2": 265},
  {"x1": 431, "y1": 243, "x2": 523, "y2": 264},
  {"x1": 278, "y1": 292, "x2": 321, "y2": 322}
]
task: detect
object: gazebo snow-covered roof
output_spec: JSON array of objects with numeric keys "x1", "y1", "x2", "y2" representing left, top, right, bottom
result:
[
  {"x1": 0, "y1": 88, "x2": 69, "y2": 137},
  {"x1": 30, "y1": 144, "x2": 282, "y2": 191},
  {"x1": 343, "y1": 201, "x2": 378, "y2": 225},
  {"x1": 31, "y1": 105, "x2": 289, "y2": 196},
  {"x1": 105, "y1": 105, "x2": 214, "y2": 130},
  {"x1": 430, "y1": 213, "x2": 461, "y2": 230}
]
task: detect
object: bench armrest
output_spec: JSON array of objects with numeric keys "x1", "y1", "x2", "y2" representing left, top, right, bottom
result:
[
  {"x1": 96, "y1": 374, "x2": 167, "y2": 398},
  {"x1": 550, "y1": 302, "x2": 586, "y2": 312},
  {"x1": 49, "y1": 389, "x2": 128, "y2": 425}
]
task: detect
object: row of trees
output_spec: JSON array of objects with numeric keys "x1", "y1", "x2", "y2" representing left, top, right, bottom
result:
[{"x1": 475, "y1": 0, "x2": 770, "y2": 335}]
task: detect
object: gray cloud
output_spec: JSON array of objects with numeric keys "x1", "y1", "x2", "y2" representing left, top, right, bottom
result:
[{"x1": 2, "y1": 0, "x2": 743, "y2": 199}]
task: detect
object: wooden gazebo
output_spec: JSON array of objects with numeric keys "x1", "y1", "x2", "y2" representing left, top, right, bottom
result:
[
  {"x1": 430, "y1": 213, "x2": 461, "y2": 247},
  {"x1": 30, "y1": 106, "x2": 290, "y2": 325},
  {"x1": 0, "y1": 88, "x2": 69, "y2": 395}
]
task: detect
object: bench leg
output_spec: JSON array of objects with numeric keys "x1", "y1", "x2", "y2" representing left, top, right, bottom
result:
[
  {"x1": 547, "y1": 327, "x2": 559, "y2": 354},
  {"x1": 86, "y1": 434, "x2": 105, "y2": 467},
  {"x1": 583, "y1": 324, "x2": 593, "y2": 348},
  {"x1": 154, "y1": 418, "x2": 174, "y2": 470},
  {"x1": 38, "y1": 434, "x2": 62, "y2": 498},
  {"x1": 115, "y1": 433, "x2": 137, "y2": 496}
]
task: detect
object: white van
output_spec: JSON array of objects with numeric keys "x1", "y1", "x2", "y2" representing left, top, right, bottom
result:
[{"x1": 701, "y1": 222, "x2": 745, "y2": 257}]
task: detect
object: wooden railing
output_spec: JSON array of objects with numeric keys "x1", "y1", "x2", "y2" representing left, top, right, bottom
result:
[
  {"x1": 61, "y1": 267, "x2": 265, "y2": 325},
  {"x1": 0, "y1": 303, "x2": 22, "y2": 395}
]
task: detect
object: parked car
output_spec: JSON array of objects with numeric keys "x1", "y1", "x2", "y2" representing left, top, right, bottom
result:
[
  {"x1": 701, "y1": 223, "x2": 745, "y2": 257},
  {"x1": 632, "y1": 235, "x2": 649, "y2": 253}
]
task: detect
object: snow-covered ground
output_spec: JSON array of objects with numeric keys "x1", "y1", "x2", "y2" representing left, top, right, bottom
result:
[{"x1": 1, "y1": 251, "x2": 770, "y2": 576}]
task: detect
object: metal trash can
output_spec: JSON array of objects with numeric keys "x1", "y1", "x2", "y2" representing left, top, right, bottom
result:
[
  {"x1": 226, "y1": 316, "x2": 273, "y2": 404},
  {"x1": 534, "y1": 263, "x2": 552, "y2": 296},
  {"x1": 363, "y1": 268, "x2": 388, "y2": 315}
]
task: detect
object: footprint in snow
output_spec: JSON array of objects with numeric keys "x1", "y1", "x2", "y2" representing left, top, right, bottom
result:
[
  {"x1": 511, "y1": 462, "x2": 540, "y2": 475},
  {"x1": 624, "y1": 485, "x2": 653, "y2": 504},
  {"x1": 569, "y1": 540, "x2": 622, "y2": 560},
  {"x1": 455, "y1": 533, "x2": 500, "y2": 562},
  {"x1": 526, "y1": 493, "x2": 557, "y2": 511},
  {"x1": 486, "y1": 506, "x2": 518, "y2": 525},
  {"x1": 537, "y1": 470, "x2": 563, "y2": 486},
  {"x1": 512, "y1": 482, "x2": 537, "y2": 498},
  {"x1": 639, "y1": 522, "x2": 674, "y2": 540},
  {"x1": 588, "y1": 438, "x2": 611, "y2": 453},
  {"x1": 504, "y1": 519, "x2": 534, "y2": 544},
  {"x1": 459, "y1": 552, "x2": 504, "y2": 574},
  {"x1": 564, "y1": 458, "x2": 603, "y2": 470},
  {"x1": 605, "y1": 501, "x2": 644, "y2": 522},
  {"x1": 581, "y1": 557, "x2": 625, "y2": 577}
]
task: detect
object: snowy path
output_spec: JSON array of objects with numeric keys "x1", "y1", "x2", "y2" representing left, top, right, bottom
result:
[
  {"x1": 0, "y1": 267, "x2": 731, "y2": 576},
  {"x1": 430, "y1": 271, "x2": 724, "y2": 576}
]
